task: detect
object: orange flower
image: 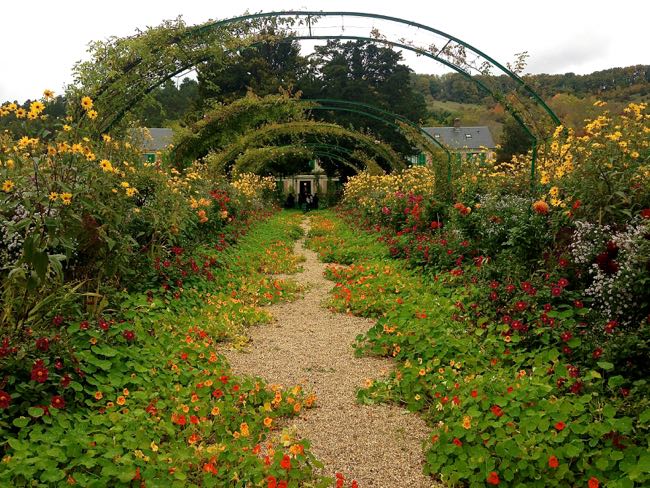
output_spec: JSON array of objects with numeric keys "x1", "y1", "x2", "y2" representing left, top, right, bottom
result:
[
  {"x1": 548, "y1": 455, "x2": 559, "y2": 468},
  {"x1": 264, "y1": 417, "x2": 273, "y2": 428},
  {"x1": 240, "y1": 422, "x2": 250, "y2": 437},
  {"x1": 94, "y1": 391, "x2": 103, "y2": 400},
  {"x1": 588, "y1": 477, "x2": 599, "y2": 488},
  {"x1": 211, "y1": 406, "x2": 220, "y2": 416},
  {"x1": 116, "y1": 396, "x2": 126, "y2": 406},
  {"x1": 462, "y1": 416, "x2": 472, "y2": 429},
  {"x1": 487, "y1": 471, "x2": 500, "y2": 485},
  {"x1": 293, "y1": 402, "x2": 302, "y2": 413},
  {"x1": 532, "y1": 200, "x2": 549, "y2": 215},
  {"x1": 419, "y1": 368, "x2": 426, "y2": 376},
  {"x1": 187, "y1": 433, "x2": 200, "y2": 444}
]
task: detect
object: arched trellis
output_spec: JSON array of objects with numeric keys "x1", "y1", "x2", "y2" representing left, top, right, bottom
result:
[
  {"x1": 82, "y1": 10, "x2": 561, "y2": 187},
  {"x1": 208, "y1": 120, "x2": 404, "y2": 175}
]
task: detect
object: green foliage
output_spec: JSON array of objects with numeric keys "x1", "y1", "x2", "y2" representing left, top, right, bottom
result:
[
  {"x1": 1, "y1": 212, "x2": 326, "y2": 487},
  {"x1": 308, "y1": 211, "x2": 650, "y2": 488}
]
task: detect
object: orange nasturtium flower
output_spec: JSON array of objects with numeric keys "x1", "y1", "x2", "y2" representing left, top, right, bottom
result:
[
  {"x1": 94, "y1": 391, "x2": 103, "y2": 400},
  {"x1": 116, "y1": 396, "x2": 126, "y2": 406}
]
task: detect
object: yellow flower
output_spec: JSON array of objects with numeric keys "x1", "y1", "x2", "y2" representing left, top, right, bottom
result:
[
  {"x1": 239, "y1": 422, "x2": 250, "y2": 437},
  {"x1": 150, "y1": 441, "x2": 158, "y2": 452},
  {"x1": 631, "y1": 151, "x2": 639, "y2": 159},
  {"x1": 102, "y1": 134, "x2": 112, "y2": 142},
  {"x1": 29, "y1": 101, "x2": 45, "y2": 114},
  {"x1": 43, "y1": 89, "x2": 54, "y2": 100},
  {"x1": 125, "y1": 187, "x2": 138, "y2": 197},
  {"x1": 2, "y1": 180, "x2": 14, "y2": 192},
  {"x1": 60, "y1": 193, "x2": 72, "y2": 205},
  {"x1": 5, "y1": 159, "x2": 14, "y2": 169},
  {"x1": 120, "y1": 181, "x2": 130, "y2": 188},
  {"x1": 49, "y1": 192, "x2": 59, "y2": 201},
  {"x1": 99, "y1": 159, "x2": 113, "y2": 172},
  {"x1": 211, "y1": 406, "x2": 220, "y2": 416},
  {"x1": 80, "y1": 96, "x2": 93, "y2": 110},
  {"x1": 15, "y1": 108, "x2": 26, "y2": 118},
  {"x1": 462, "y1": 416, "x2": 472, "y2": 429},
  {"x1": 62, "y1": 124, "x2": 72, "y2": 132},
  {"x1": 548, "y1": 186, "x2": 559, "y2": 197},
  {"x1": 87, "y1": 110, "x2": 98, "y2": 120}
]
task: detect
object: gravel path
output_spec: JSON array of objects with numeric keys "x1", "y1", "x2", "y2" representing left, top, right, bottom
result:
[{"x1": 223, "y1": 218, "x2": 437, "y2": 487}]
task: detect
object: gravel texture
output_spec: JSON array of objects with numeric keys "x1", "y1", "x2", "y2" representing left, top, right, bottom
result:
[{"x1": 223, "y1": 219, "x2": 438, "y2": 487}]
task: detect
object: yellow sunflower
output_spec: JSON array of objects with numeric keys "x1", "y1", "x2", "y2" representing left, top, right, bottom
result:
[{"x1": 80, "y1": 96, "x2": 93, "y2": 110}]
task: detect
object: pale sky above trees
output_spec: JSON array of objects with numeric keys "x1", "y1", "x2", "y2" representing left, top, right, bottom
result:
[{"x1": 1, "y1": 0, "x2": 647, "y2": 102}]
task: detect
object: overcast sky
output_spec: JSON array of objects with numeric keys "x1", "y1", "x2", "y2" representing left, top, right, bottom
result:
[{"x1": 2, "y1": 0, "x2": 648, "y2": 103}]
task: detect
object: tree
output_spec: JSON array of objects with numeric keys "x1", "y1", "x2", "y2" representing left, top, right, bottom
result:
[
  {"x1": 298, "y1": 40, "x2": 428, "y2": 155},
  {"x1": 496, "y1": 116, "x2": 534, "y2": 162},
  {"x1": 197, "y1": 35, "x2": 305, "y2": 104}
]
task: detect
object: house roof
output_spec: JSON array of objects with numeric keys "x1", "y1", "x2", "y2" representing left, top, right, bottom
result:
[
  {"x1": 128, "y1": 128, "x2": 174, "y2": 152},
  {"x1": 422, "y1": 126, "x2": 495, "y2": 150}
]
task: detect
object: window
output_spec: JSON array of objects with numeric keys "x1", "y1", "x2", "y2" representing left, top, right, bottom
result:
[
  {"x1": 465, "y1": 133, "x2": 472, "y2": 139},
  {"x1": 434, "y1": 133, "x2": 440, "y2": 138}
]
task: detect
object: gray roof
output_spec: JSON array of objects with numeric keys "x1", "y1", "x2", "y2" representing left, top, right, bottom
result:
[
  {"x1": 128, "y1": 128, "x2": 174, "y2": 152},
  {"x1": 423, "y1": 126, "x2": 495, "y2": 150}
]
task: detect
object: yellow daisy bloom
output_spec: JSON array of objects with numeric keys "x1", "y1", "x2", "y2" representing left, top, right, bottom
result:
[
  {"x1": 80, "y1": 96, "x2": 93, "y2": 110},
  {"x1": 2, "y1": 180, "x2": 15, "y2": 192},
  {"x1": 60, "y1": 193, "x2": 72, "y2": 205},
  {"x1": 87, "y1": 109, "x2": 98, "y2": 120},
  {"x1": 43, "y1": 89, "x2": 54, "y2": 100},
  {"x1": 99, "y1": 159, "x2": 113, "y2": 172}
]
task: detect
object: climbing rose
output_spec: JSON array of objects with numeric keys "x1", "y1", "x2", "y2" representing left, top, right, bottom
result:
[
  {"x1": 487, "y1": 471, "x2": 500, "y2": 485},
  {"x1": 548, "y1": 455, "x2": 559, "y2": 468}
]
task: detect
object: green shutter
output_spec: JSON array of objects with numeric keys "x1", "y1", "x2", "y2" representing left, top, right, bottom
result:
[
  {"x1": 417, "y1": 153, "x2": 426, "y2": 165},
  {"x1": 144, "y1": 153, "x2": 156, "y2": 163}
]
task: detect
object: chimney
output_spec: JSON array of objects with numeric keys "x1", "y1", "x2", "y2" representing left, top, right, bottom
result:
[{"x1": 453, "y1": 118, "x2": 461, "y2": 131}]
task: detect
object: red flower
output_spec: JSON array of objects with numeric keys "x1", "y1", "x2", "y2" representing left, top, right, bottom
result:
[
  {"x1": 267, "y1": 476, "x2": 277, "y2": 488},
  {"x1": 487, "y1": 471, "x2": 500, "y2": 485},
  {"x1": 0, "y1": 390, "x2": 11, "y2": 409},
  {"x1": 190, "y1": 415, "x2": 200, "y2": 424},
  {"x1": 452, "y1": 437, "x2": 463, "y2": 447},
  {"x1": 280, "y1": 454, "x2": 291, "y2": 470},
  {"x1": 31, "y1": 360, "x2": 49, "y2": 383},
  {"x1": 551, "y1": 286, "x2": 562, "y2": 297},
  {"x1": 548, "y1": 455, "x2": 559, "y2": 468},
  {"x1": 277, "y1": 481, "x2": 287, "y2": 488},
  {"x1": 592, "y1": 348, "x2": 603, "y2": 359},
  {"x1": 560, "y1": 331, "x2": 573, "y2": 342},
  {"x1": 471, "y1": 390, "x2": 478, "y2": 398},
  {"x1": 554, "y1": 421, "x2": 566, "y2": 431},
  {"x1": 515, "y1": 301, "x2": 527, "y2": 311},
  {"x1": 588, "y1": 477, "x2": 600, "y2": 488},
  {"x1": 640, "y1": 208, "x2": 650, "y2": 219},
  {"x1": 430, "y1": 221, "x2": 442, "y2": 229},
  {"x1": 51, "y1": 395, "x2": 65, "y2": 409},
  {"x1": 79, "y1": 320, "x2": 89, "y2": 330},
  {"x1": 60, "y1": 374, "x2": 71, "y2": 388},
  {"x1": 557, "y1": 277, "x2": 569, "y2": 288},
  {"x1": 122, "y1": 330, "x2": 135, "y2": 341},
  {"x1": 491, "y1": 405, "x2": 504, "y2": 417},
  {"x1": 52, "y1": 315, "x2": 64, "y2": 327},
  {"x1": 351, "y1": 481, "x2": 359, "y2": 488},
  {"x1": 619, "y1": 387, "x2": 630, "y2": 397},
  {"x1": 202, "y1": 462, "x2": 217, "y2": 474},
  {"x1": 35, "y1": 337, "x2": 50, "y2": 352}
]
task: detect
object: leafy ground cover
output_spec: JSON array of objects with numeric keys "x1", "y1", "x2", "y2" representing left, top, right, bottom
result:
[
  {"x1": 307, "y1": 211, "x2": 649, "y2": 487},
  {"x1": 1, "y1": 211, "x2": 327, "y2": 487}
]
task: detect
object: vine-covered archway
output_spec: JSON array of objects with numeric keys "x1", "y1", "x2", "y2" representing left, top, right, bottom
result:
[{"x1": 72, "y1": 11, "x2": 561, "y2": 184}]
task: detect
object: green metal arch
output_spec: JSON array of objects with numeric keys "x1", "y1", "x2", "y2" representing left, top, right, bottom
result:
[{"x1": 211, "y1": 120, "x2": 404, "y2": 174}]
